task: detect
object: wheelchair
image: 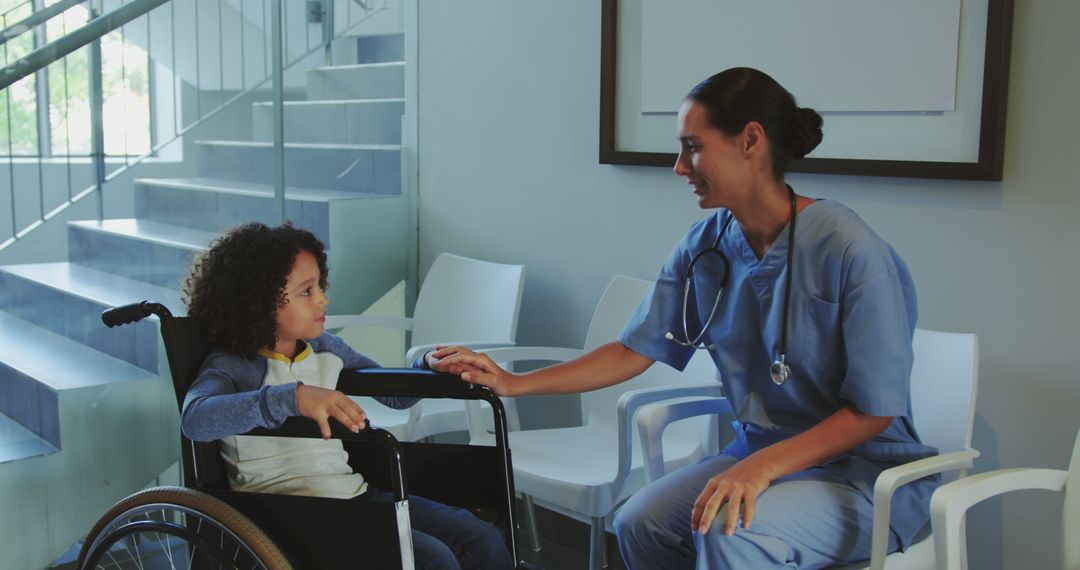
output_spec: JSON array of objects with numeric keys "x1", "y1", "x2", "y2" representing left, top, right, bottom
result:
[{"x1": 78, "y1": 301, "x2": 535, "y2": 569}]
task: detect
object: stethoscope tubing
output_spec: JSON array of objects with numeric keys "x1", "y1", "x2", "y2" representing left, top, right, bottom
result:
[{"x1": 668, "y1": 186, "x2": 798, "y2": 384}]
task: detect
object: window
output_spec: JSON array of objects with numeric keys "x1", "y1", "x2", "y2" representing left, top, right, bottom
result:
[{"x1": 0, "y1": 0, "x2": 152, "y2": 157}]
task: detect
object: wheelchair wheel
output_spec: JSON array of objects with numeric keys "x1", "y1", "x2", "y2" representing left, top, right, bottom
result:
[{"x1": 77, "y1": 486, "x2": 292, "y2": 570}]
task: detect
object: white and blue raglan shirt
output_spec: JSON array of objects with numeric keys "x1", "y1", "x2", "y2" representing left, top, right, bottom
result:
[{"x1": 181, "y1": 332, "x2": 421, "y2": 499}]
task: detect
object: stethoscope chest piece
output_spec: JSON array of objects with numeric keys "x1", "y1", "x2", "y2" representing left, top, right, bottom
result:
[{"x1": 769, "y1": 354, "x2": 791, "y2": 386}]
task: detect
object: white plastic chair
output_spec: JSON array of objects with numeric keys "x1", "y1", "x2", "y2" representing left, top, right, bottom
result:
[
  {"x1": 472, "y1": 275, "x2": 722, "y2": 570},
  {"x1": 931, "y1": 427, "x2": 1080, "y2": 570},
  {"x1": 637, "y1": 328, "x2": 981, "y2": 570},
  {"x1": 326, "y1": 253, "x2": 525, "y2": 441}
]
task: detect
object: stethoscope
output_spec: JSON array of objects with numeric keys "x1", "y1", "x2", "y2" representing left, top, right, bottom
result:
[{"x1": 665, "y1": 185, "x2": 798, "y2": 386}]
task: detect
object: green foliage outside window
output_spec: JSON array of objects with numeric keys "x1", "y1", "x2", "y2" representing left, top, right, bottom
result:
[{"x1": 0, "y1": 0, "x2": 151, "y2": 157}]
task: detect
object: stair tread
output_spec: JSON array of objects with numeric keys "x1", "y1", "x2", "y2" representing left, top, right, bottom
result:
[
  {"x1": 69, "y1": 219, "x2": 215, "y2": 251},
  {"x1": 251, "y1": 98, "x2": 405, "y2": 107},
  {"x1": 134, "y1": 177, "x2": 391, "y2": 201},
  {"x1": 195, "y1": 140, "x2": 400, "y2": 151},
  {"x1": 0, "y1": 262, "x2": 183, "y2": 316},
  {"x1": 0, "y1": 311, "x2": 157, "y2": 392},
  {"x1": 0, "y1": 412, "x2": 57, "y2": 464},
  {"x1": 311, "y1": 61, "x2": 405, "y2": 71}
]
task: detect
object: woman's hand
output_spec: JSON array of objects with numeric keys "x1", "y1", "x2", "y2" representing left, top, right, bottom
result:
[
  {"x1": 435, "y1": 349, "x2": 519, "y2": 396},
  {"x1": 691, "y1": 454, "x2": 777, "y2": 536},
  {"x1": 295, "y1": 384, "x2": 367, "y2": 439},
  {"x1": 426, "y1": 345, "x2": 481, "y2": 375}
]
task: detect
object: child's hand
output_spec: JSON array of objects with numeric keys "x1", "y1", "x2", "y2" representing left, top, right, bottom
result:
[{"x1": 295, "y1": 384, "x2": 367, "y2": 439}]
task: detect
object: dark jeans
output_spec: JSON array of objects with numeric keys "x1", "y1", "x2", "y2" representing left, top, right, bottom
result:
[{"x1": 361, "y1": 490, "x2": 514, "y2": 570}]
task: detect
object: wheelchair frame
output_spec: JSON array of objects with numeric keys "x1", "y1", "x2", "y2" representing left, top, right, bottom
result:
[{"x1": 79, "y1": 300, "x2": 527, "y2": 569}]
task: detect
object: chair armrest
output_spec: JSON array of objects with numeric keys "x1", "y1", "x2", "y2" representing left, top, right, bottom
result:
[
  {"x1": 931, "y1": 468, "x2": 1067, "y2": 570},
  {"x1": 865, "y1": 448, "x2": 981, "y2": 570},
  {"x1": 405, "y1": 341, "x2": 518, "y2": 368},
  {"x1": 478, "y1": 346, "x2": 586, "y2": 364},
  {"x1": 613, "y1": 383, "x2": 725, "y2": 490},
  {"x1": 637, "y1": 396, "x2": 730, "y2": 482},
  {"x1": 324, "y1": 315, "x2": 413, "y2": 331}
]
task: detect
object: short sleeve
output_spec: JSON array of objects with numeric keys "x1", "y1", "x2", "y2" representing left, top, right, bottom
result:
[
  {"x1": 838, "y1": 270, "x2": 918, "y2": 417},
  {"x1": 618, "y1": 241, "x2": 696, "y2": 372}
]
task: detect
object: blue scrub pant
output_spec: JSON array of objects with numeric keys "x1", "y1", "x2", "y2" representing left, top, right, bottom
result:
[{"x1": 613, "y1": 454, "x2": 899, "y2": 569}]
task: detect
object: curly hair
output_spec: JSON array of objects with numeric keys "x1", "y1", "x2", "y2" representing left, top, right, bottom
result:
[{"x1": 183, "y1": 222, "x2": 329, "y2": 358}]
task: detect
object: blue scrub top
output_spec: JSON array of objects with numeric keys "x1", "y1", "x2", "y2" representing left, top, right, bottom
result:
[{"x1": 618, "y1": 200, "x2": 937, "y2": 548}]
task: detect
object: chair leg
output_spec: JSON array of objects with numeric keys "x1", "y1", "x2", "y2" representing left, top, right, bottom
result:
[
  {"x1": 589, "y1": 517, "x2": 606, "y2": 570},
  {"x1": 521, "y1": 494, "x2": 542, "y2": 552}
]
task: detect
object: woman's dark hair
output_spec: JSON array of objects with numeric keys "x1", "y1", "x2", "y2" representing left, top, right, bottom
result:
[
  {"x1": 687, "y1": 67, "x2": 823, "y2": 178},
  {"x1": 182, "y1": 222, "x2": 329, "y2": 358}
]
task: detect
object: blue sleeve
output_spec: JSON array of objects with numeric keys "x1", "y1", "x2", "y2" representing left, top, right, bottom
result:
[
  {"x1": 318, "y1": 332, "x2": 420, "y2": 410},
  {"x1": 839, "y1": 269, "x2": 918, "y2": 417},
  {"x1": 181, "y1": 352, "x2": 297, "y2": 442},
  {"x1": 617, "y1": 238, "x2": 697, "y2": 372}
]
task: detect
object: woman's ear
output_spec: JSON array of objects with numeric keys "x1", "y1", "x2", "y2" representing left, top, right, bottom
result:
[{"x1": 741, "y1": 121, "x2": 766, "y2": 155}]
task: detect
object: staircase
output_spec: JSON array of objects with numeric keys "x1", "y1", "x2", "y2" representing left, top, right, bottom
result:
[{"x1": 0, "y1": 33, "x2": 409, "y2": 569}]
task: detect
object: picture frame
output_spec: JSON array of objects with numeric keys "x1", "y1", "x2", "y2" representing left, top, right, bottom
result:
[{"x1": 599, "y1": 0, "x2": 1015, "y2": 180}]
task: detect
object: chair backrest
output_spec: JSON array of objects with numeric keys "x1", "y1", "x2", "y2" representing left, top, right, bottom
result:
[
  {"x1": 1065, "y1": 429, "x2": 1080, "y2": 568},
  {"x1": 908, "y1": 329, "x2": 979, "y2": 455},
  {"x1": 580, "y1": 276, "x2": 718, "y2": 428},
  {"x1": 410, "y1": 253, "x2": 525, "y2": 348}
]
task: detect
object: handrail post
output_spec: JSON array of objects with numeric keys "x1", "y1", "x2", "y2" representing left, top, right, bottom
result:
[
  {"x1": 323, "y1": 0, "x2": 334, "y2": 66},
  {"x1": 88, "y1": 2, "x2": 105, "y2": 221},
  {"x1": 271, "y1": 0, "x2": 285, "y2": 223}
]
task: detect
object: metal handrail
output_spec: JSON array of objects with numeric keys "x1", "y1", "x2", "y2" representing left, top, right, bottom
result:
[
  {"x1": 0, "y1": 0, "x2": 167, "y2": 90},
  {"x1": 0, "y1": 0, "x2": 388, "y2": 252},
  {"x1": 0, "y1": 0, "x2": 84, "y2": 48}
]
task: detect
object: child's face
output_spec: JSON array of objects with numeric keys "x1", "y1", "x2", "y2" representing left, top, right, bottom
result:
[{"x1": 274, "y1": 250, "x2": 328, "y2": 356}]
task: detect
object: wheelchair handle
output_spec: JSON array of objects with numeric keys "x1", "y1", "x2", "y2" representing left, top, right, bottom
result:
[{"x1": 101, "y1": 301, "x2": 174, "y2": 328}]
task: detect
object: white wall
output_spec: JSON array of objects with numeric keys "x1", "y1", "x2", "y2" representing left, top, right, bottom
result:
[{"x1": 417, "y1": 2, "x2": 1080, "y2": 568}]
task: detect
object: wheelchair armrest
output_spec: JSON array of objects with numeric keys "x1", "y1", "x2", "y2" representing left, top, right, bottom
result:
[
  {"x1": 338, "y1": 368, "x2": 496, "y2": 401},
  {"x1": 337, "y1": 369, "x2": 514, "y2": 448},
  {"x1": 244, "y1": 419, "x2": 409, "y2": 501}
]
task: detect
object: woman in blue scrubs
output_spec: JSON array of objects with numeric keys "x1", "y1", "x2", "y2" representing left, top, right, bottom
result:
[{"x1": 433, "y1": 67, "x2": 937, "y2": 569}]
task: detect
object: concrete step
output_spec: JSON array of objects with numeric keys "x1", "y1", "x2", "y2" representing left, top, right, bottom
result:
[
  {"x1": 355, "y1": 33, "x2": 405, "y2": 64},
  {"x1": 0, "y1": 411, "x2": 57, "y2": 465},
  {"x1": 136, "y1": 177, "x2": 339, "y2": 236},
  {"x1": 251, "y1": 98, "x2": 404, "y2": 145},
  {"x1": 134, "y1": 177, "x2": 386, "y2": 244},
  {"x1": 0, "y1": 310, "x2": 159, "y2": 462},
  {"x1": 68, "y1": 219, "x2": 214, "y2": 290},
  {"x1": 0, "y1": 263, "x2": 182, "y2": 373},
  {"x1": 195, "y1": 140, "x2": 401, "y2": 194},
  {"x1": 306, "y1": 62, "x2": 404, "y2": 101}
]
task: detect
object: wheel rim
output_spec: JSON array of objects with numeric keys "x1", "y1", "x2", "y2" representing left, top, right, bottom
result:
[{"x1": 83, "y1": 503, "x2": 272, "y2": 569}]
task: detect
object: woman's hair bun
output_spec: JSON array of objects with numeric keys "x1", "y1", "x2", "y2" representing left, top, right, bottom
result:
[{"x1": 786, "y1": 107, "x2": 823, "y2": 160}]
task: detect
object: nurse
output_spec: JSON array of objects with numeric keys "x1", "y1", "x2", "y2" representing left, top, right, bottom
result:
[{"x1": 433, "y1": 67, "x2": 938, "y2": 568}]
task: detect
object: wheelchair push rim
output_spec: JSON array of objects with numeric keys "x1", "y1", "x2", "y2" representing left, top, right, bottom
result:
[{"x1": 77, "y1": 486, "x2": 292, "y2": 570}]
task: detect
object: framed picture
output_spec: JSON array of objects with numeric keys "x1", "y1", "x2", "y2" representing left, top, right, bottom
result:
[{"x1": 599, "y1": 0, "x2": 1015, "y2": 180}]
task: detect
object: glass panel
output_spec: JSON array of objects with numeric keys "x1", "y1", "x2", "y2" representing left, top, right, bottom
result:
[
  {"x1": 46, "y1": 4, "x2": 90, "y2": 155},
  {"x1": 44, "y1": 4, "x2": 152, "y2": 157},
  {"x1": 102, "y1": 27, "x2": 151, "y2": 156},
  {"x1": 0, "y1": 2, "x2": 39, "y2": 156}
]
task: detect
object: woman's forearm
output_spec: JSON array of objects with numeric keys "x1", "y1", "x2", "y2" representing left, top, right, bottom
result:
[
  {"x1": 750, "y1": 404, "x2": 894, "y2": 480},
  {"x1": 512, "y1": 341, "x2": 654, "y2": 395}
]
